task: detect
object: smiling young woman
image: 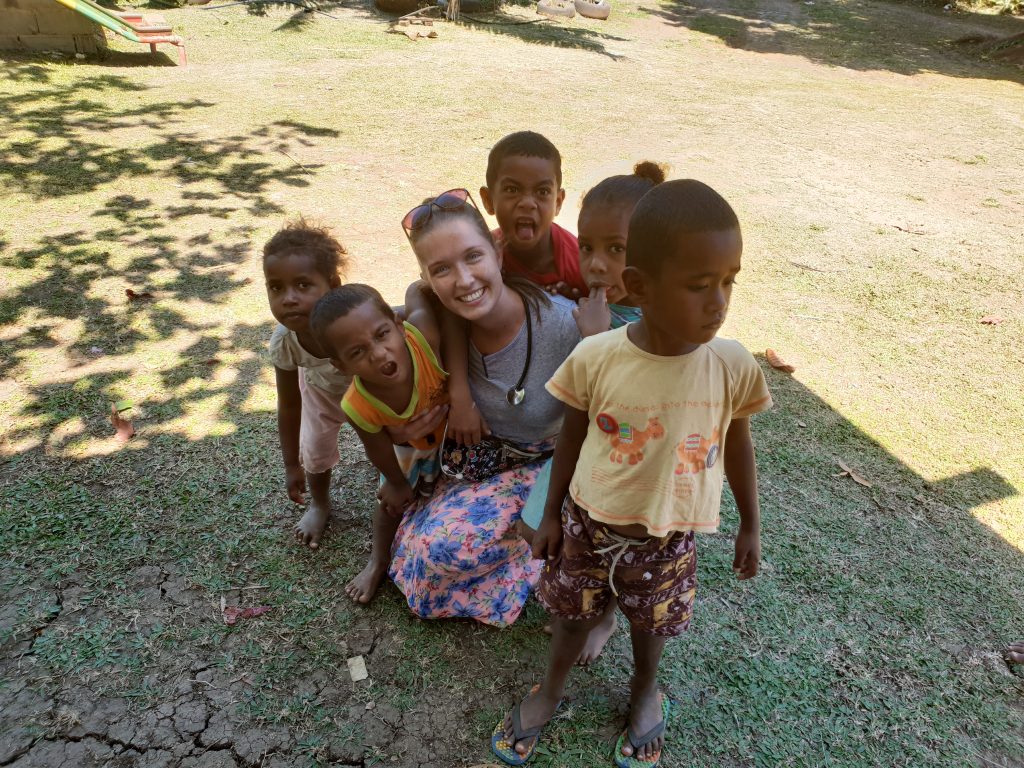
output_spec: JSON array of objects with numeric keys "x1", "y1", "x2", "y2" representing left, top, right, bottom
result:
[{"x1": 386, "y1": 191, "x2": 581, "y2": 627}]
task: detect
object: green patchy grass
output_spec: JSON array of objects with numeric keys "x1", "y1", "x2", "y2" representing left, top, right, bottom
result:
[{"x1": 1, "y1": 0, "x2": 1022, "y2": 764}]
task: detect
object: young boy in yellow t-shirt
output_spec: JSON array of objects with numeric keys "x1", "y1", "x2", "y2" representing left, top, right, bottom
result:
[{"x1": 491, "y1": 180, "x2": 772, "y2": 767}]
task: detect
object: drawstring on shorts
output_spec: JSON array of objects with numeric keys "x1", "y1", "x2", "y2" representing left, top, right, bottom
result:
[{"x1": 594, "y1": 531, "x2": 648, "y2": 597}]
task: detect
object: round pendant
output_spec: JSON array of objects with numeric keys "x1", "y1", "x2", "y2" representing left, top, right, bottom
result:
[{"x1": 507, "y1": 387, "x2": 525, "y2": 406}]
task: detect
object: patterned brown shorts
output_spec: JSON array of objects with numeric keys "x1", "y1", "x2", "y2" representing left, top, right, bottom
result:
[{"x1": 537, "y1": 496, "x2": 697, "y2": 637}]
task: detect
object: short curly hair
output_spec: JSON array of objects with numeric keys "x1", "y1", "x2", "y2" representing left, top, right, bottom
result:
[
  {"x1": 485, "y1": 131, "x2": 562, "y2": 188},
  {"x1": 262, "y1": 218, "x2": 347, "y2": 282},
  {"x1": 581, "y1": 160, "x2": 667, "y2": 214},
  {"x1": 627, "y1": 180, "x2": 740, "y2": 277},
  {"x1": 311, "y1": 284, "x2": 395, "y2": 356}
]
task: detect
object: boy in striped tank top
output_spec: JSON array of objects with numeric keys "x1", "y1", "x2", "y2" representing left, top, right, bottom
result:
[{"x1": 311, "y1": 284, "x2": 447, "y2": 604}]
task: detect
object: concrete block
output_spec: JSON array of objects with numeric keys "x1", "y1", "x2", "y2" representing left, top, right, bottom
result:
[
  {"x1": 0, "y1": 8, "x2": 39, "y2": 34},
  {"x1": 0, "y1": 0, "x2": 106, "y2": 53},
  {"x1": 0, "y1": 31, "x2": 105, "y2": 53},
  {"x1": 33, "y1": 5, "x2": 101, "y2": 34}
]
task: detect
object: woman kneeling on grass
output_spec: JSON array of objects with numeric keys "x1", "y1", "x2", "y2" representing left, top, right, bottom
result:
[{"x1": 388, "y1": 189, "x2": 580, "y2": 626}]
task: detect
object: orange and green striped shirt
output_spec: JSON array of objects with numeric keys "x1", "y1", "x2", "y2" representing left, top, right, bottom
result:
[{"x1": 341, "y1": 322, "x2": 448, "y2": 451}]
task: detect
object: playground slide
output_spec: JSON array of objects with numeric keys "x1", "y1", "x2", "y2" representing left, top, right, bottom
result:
[{"x1": 51, "y1": 0, "x2": 186, "y2": 63}]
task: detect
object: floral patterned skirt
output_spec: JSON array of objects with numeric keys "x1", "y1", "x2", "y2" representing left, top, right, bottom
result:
[{"x1": 388, "y1": 443, "x2": 552, "y2": 627}]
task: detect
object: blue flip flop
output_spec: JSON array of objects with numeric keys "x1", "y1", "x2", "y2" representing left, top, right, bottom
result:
[
  {"x1": 613, "y1": 695, "x2": 672, "y2": 768},
  {"x1": 491, "y1": 686, "x2": 561, "y2": 766}
]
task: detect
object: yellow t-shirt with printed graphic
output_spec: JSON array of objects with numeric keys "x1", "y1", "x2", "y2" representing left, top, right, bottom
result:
[{"x1": 546, "y1": 326, "x2": 772, "y2": 536}]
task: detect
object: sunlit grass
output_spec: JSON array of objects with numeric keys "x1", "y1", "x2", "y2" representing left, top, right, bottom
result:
[{"x1": 1, "y1": 0, "x2": 1022, "y2": 764}]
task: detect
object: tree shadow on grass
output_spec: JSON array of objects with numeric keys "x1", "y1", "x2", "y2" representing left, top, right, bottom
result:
[
  {"x1": 0, "y1": 44, "x2": 182, "y2": 69},
  {"x1": 0, "y1": 327, "x2": 1022, "y2": 764},
  {"x1": 0, "y1": 67, "x2": 334, "y2": 201},
  {"x1": 267, "y1": 0, "x2": 632, "y2": 58},
  {"x1": 1, "y1": 58, "x2": 1022, "y2": 768},
  {"x1": 646, "y1": 358, "x2": 1023, "y2": 766},
  {"x1": 643, "y1": 0, "x2": 1024, "y2": 84},
  {"x1": 460, "y1": 11, "x2": 632, "y2": 59},
  {"x1": 0, "y1": 63, "x2": 338, "y2": 437},
  {"x1": 95, "y1": 50, "x2": 181, "y2": 67}
]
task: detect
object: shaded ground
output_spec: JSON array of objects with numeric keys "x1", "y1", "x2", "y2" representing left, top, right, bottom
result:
[{"x1": 1, "y1": 0, "x2": 1022, "y2": 765}]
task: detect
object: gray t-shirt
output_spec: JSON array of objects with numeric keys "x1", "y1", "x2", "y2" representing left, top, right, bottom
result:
[{"x1": 468, "y1": 294, "x2": 580, "y2": 444}]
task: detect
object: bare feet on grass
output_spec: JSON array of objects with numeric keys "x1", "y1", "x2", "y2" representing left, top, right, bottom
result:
[
  {"x1": 293, "y1": 499, "x2": 329, "y2": 549},
  {"x1": 345, "y1": 559, "x2": 388, "y2": 604},
  {"x1": 620, "y1": 687, "x2": 665, "y2": 761},
  {"x1": 502, "y1": 687, "x2": 560, "y2": 758},
  {"x1": 1005, "y1": 642, "x2": 1024, "y2": 665}
]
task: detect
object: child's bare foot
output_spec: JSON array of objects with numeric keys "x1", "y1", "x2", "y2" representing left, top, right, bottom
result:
[
  {"x1": 501, "y1": 687, "x2": 560, "y2": 758},
  {"x1": 293, "y1": 500, "x2": 329, "y2": 549},
  {"x1": 619, "y1": 688, "x2": 666, "y2": 761},
  {"x1": 345, "y1": 559, "x2": 388, "y2": 604},
  {"x1": 1005, "y1": 642, "x2": 1024, "y2": 665},
  {"x1": 577, "y1": 605, "x2": 617, "y2": 665}
]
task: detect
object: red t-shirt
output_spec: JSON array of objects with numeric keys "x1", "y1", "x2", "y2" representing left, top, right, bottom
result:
[{"x1": 493, "y1": 222, "x2": 587, "y2": 297}]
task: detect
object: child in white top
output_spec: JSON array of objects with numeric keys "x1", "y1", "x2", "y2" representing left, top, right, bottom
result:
[{"x1": 264, "y1": 219, "x2": 348, "y2": 550}]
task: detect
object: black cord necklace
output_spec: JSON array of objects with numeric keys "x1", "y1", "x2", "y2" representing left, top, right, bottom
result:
[{"x1": 506, "y1": 304, "x2": 532, "y2": 406}]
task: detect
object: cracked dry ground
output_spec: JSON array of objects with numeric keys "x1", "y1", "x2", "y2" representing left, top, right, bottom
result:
[{"x1": 0, "y1": 548, "x2": 494, "y2": 767}]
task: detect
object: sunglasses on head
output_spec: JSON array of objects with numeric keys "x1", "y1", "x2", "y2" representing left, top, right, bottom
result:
[{"x1": 401, "y1": 188, "x2": 478, "y2": 235}]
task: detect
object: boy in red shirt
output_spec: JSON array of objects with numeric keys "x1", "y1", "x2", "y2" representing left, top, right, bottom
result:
[{"x1": 481, "y1": 131, "x2": 587, "y2": 299}]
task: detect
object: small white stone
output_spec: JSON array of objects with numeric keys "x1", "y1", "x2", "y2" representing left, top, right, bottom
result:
[{"x1": 347, "y1": 656, "x2": 368, "y2": 682}]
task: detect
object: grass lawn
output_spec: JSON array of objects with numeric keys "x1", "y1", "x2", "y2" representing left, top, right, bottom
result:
[{"x1": 1, "y1": 0, "x2": 1023, "y2": 765}]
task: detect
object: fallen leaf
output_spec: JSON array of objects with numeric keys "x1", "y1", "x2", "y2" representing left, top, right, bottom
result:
[
  {"x1": 766, "y1": 348, "x2": 796, "y2": 373},
  {"x1": 347, "y1": 655, "x2": 368, "y2": 682},
  {"x1": 222, "y1": 605, "x2": 272, "y2": 625},
  {"x1": 980, "y1": 316, "x2": 1004, "y2": 325},
  {"x1": 125, "y1": 288, "x2": 155, "y2": 302},
  {"x1": 836, "y1": 459, "x2": 872, "y2": 488},
  {"x1": 110, "y1": 403, "x2": 135, "y2": 442}
]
